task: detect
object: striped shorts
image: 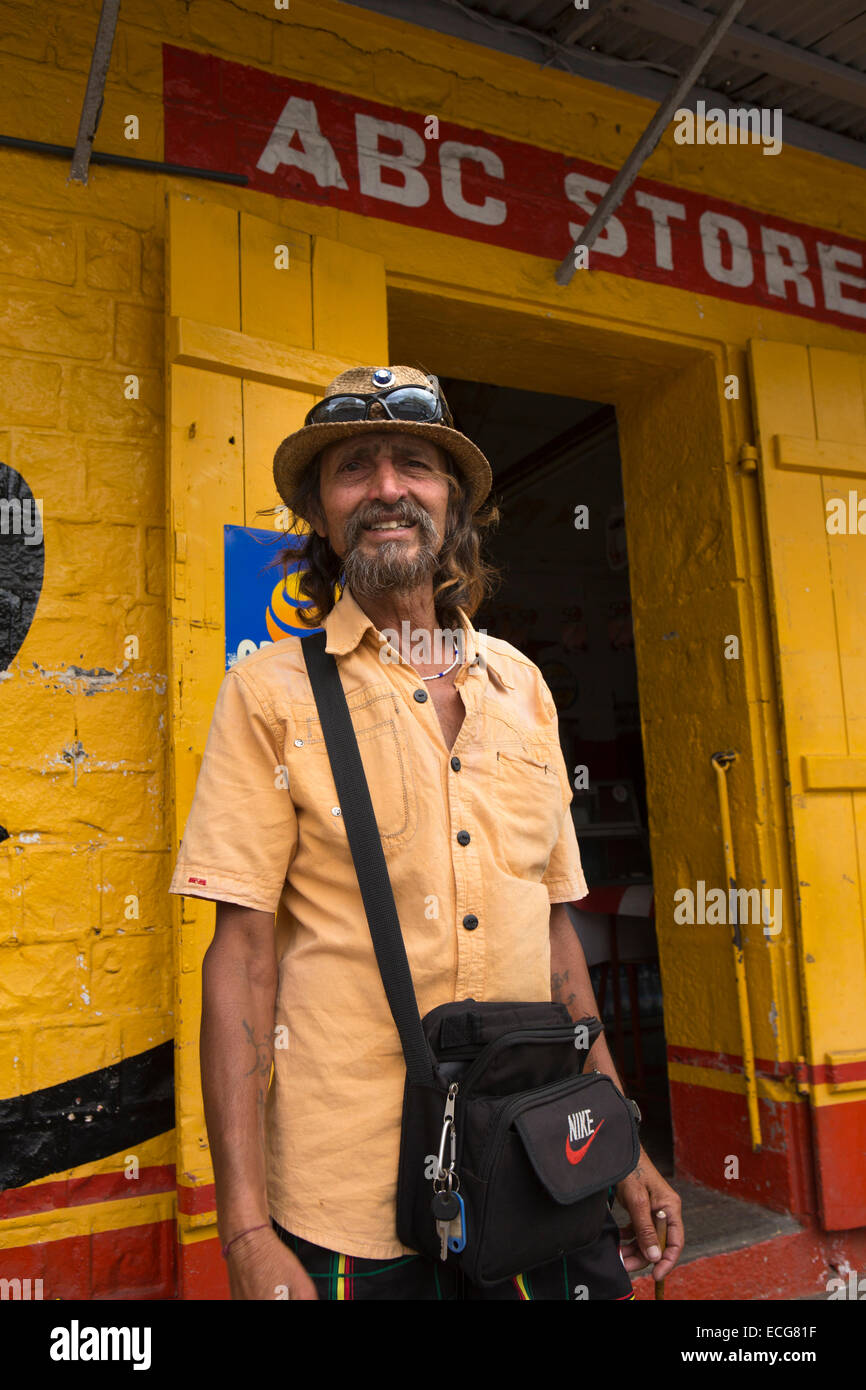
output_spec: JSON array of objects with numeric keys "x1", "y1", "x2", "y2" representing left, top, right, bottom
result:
[{"x1": 271, "y1": 1198, "x2": 635, "y2": 1301}]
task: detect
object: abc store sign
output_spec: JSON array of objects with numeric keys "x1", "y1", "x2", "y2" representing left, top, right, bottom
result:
[{"x1": 164, "y1": 45, "x2": 866, "y2": 333}]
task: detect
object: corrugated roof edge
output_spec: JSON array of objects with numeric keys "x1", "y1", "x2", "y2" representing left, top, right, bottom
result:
[{"x1": 345, "y1": 0, "x2": 866, "y2": 171}]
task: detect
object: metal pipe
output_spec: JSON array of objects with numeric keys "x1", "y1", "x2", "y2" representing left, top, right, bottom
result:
[
  {"x1": 0, "y1": 134, "x2": 248, "y2": 185},
  {"x1": 711, "y1": 750, "x2": 762, "y2": 1150},
  {"x1": 554, "y1": 0, "x2": 749, "y2": 286},
  {"x1": 69, "y1": 0, "x2": 123, "y2": 185}
]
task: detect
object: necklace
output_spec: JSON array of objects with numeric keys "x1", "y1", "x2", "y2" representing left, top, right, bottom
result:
[{"x1": 421, "y1": 654, "x2": 460, "y2": 681}]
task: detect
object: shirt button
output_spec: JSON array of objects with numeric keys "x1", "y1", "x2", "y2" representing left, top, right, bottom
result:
[
  {"x1": 456, "y1": 830, "x2": 470, "y2": 846},
  {"x1": 413, "y1": 689, "x2": 428, "y2": 703},
  {"x1": 450, "y1": 756, "x2": 461, "y2": 772},
  {"x1": 463, "y1": 913, "x2": 478, "y2": 931}
]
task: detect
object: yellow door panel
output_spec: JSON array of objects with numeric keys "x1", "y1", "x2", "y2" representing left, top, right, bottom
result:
[
  {"x1": 312, "y1": 237, "x2": 388, "y2": 360},
  {"x1": 241, "y1": 379, "x2": 314, "y2": 527},
  {"x1": 749, "y1": 339, "x2": 866, "y2": 1229},
  {"x1": 171, "y1": 364, "x2": 245, "y2": 630},
  {"x1": 239, "y1": 212, "x2": 313, "y2": 347}
]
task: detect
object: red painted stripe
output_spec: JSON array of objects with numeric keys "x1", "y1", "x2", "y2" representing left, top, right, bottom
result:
[
  {"x1": 177, "y1": 1180, "x2": 217, "y2": 1215},
  {"x1": 177, "y1": 1231, "x2": 230, "y2": 1300},
  {"x1": 0, "y1": 1219, "x2": 176, "y2": 1300},
  {"x1": 668, "y1": 1043, "x2": 793, "y2": 1077},
  {"x1": 670, "y1": 1080, "x2": 816, "y2": 1217},
  {"x1": 0, "y1": 1165, "x2": 176, "y2": 1221},
  {"x1": 667, "y1": 1043, "x2": 866, "y2": 1085},
  {"x1": 811, "y1": 1096, "x2": 866, "y2": 1229},
  {"x1": 631, "y1": 1221, "x2": 866, "y2": 1300}
]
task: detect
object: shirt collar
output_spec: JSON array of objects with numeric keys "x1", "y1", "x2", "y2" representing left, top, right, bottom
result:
[{"x1": 321, "y1": 587, "x2": 514, "y2": 690}]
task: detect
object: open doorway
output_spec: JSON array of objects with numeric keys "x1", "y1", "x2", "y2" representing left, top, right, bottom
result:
[{"x1": 442, "y1": 376, "x2": 673, "y2": 1178}]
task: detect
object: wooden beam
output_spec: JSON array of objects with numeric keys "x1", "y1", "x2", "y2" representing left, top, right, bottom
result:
[
  {"x1": 69, "y1": 0, "x2": 122, "y2": 185},
  {"x1": 167, "y1": 316, "x2": 358, "y2": 392},
  {"x1": 773, "y1": 435, "x2": 866, "y2": 477},
  {"x1": 802, "y1": 756, "x2": 866, "y2": 791}
]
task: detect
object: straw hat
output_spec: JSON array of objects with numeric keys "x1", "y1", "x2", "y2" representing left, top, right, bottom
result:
[{"x1": 273, "y1": 365, "x2": 493, "y2": 515}]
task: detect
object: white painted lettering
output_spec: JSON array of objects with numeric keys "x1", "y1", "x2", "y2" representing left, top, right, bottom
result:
[
  {"x1": 761, "y1": 227, "x2": 815, "y2": 307},
  {"x1": 817, "y1": 243, "x2": 866, "y2": 320},
  {"x1": 564, "y1": 173, "x2": 627, "y2": 257},
  {"x1": 257, "y1": 96, "x2": 348, "y2": 189},
  {"x1": 355, "y1": 114, "x2": 429, "y2": 207},
  {"x1": 439, "y1": 141, "x2": 506, "y2": 225},
  {"x1": 700, "y1": 210, "x2": 753, "y2": 288},
  {"x1": 634, "y1": 190, "x2": 686, "y2": 271}
]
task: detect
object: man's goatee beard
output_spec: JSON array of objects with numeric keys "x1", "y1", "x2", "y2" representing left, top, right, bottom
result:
[
  {"x1": 342, "y1": 535, "x2": 440, "y2": 598},
  {"x1": 342, "y1": 506, "x2": 442, "y2": 598}
]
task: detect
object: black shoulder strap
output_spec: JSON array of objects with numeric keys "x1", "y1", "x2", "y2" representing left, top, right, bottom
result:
[{"x1": 301, "y1": 629, "x2": 434, "y2": 1087}]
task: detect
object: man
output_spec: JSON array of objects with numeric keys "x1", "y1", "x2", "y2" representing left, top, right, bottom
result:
[{"x1": 169, "y1": 365, "x2": 683, "y2": 1300}]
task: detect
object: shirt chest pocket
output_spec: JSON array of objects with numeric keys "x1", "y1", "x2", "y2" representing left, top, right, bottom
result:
[
  {"x1": 494, "y1": 741, "x2": 568, "y2": 880},
  {"x1": 294, "y1": 691, "x2": 419, "y2": 850}
]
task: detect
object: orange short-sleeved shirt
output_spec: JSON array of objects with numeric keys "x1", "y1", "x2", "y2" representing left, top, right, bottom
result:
[{"x1": 169, "y1": 587, "x2": 588, "y2": 1258}]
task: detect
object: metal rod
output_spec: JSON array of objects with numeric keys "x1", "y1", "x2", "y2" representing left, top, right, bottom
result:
[
  {"x1": 0, "y1": 135, "x2": 248, "y2": 185},
  {"x1": 554, "y1": 0, "x2": 749, "y2": 286},
  {"x1": 711, "y1": 750, "x2": 762, "y2": 1151},
  {"x1": 69, "y1": 0, "x2": 123, "y2": 185}
]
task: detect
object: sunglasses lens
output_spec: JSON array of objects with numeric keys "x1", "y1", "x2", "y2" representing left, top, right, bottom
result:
[
  {"x1": 382, "y1": 388, "x2": 440, "y2": 422},
  {"x1": 309, "y1": 395, "x2": 369, "y2": 423},
  {"x1": 305, "y1": 386, "x2": 447, "y2": 427}
]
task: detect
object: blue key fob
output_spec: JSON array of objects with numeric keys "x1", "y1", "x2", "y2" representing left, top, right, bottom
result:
[{"x1": 447, "y1": 1191, "x2": 467, "y2": 1253}]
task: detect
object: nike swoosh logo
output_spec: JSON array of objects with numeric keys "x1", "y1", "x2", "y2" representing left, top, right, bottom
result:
[{"x1": 565, "y1": 1117, "x2": 605, "y2": 1165}]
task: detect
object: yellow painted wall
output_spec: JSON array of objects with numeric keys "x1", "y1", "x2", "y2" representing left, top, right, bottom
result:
[{"x1": 1, "y1": 0, "x2": 865, "y2": 1282}]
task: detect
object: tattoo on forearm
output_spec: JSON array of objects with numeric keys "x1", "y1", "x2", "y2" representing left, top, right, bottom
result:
[
  {"x1": 242, "y1": 1018, "x2": 274, "y2": 1143},
  {"x1": 550, "y1": 969, "x2": 577, "y2": 1009}
]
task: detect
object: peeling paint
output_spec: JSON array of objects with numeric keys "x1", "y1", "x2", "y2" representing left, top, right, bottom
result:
[
  {"x1": 60, "y1": 739, "x2": 88, "y2": 787},
  {"x1": 16, "y1": 661, "x2": 167, "y2": 697}
]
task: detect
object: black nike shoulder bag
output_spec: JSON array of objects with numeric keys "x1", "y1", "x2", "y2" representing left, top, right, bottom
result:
[{"x1": 302, "y1": 629, "x2": 641, "y2": 1287}]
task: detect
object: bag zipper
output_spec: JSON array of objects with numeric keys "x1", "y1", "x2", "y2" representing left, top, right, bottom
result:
[
  {"x1": 480, "y1": 1069, "x2": 604, "y2": 1181},
  {"x1": 435, "y1": 1026, "x2": 575, "y2": 1066},
  {"x1": 459, "y1": 1021, "x2": 600, "y2": 1092}
]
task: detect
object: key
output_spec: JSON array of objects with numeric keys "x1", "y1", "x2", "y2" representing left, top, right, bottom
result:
[
  {"x1": 436, "y1": 1220, "x2": 448, "y2": 1261},
  {"x1": 431, "y1": 1189, "x2": 460, "y2": 1261}
]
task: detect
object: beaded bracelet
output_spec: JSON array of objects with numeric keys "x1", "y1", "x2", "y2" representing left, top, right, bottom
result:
[{"x1": 221, "y1": 1223, "x2": 271, "y2": 1259}]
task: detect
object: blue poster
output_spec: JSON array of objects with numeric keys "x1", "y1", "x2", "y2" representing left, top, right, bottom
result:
[{"x1": 223, "y1": 524, "x2": 321, "y2": 670}]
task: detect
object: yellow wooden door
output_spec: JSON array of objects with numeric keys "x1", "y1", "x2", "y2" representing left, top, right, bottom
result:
[
  {"x1": 750, "y1": 341, "x2": 866, "y2": 1229},
  {"x1": 165, "y1": 192, "x2": 388, "y2": 1290}
]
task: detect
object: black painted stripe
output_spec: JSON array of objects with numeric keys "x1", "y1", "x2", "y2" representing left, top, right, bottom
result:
[{"x1": 0, "y1": 1042, "x2": 174, "y2": 1190}]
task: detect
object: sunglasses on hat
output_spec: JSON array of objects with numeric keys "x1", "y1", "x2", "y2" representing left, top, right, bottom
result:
[{"x1": 304, "y1": 385, "x2": 454, "y2": 429}]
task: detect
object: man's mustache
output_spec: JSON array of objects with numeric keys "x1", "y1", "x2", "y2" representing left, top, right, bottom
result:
[{"x1": 344, "y1": 501, "x2": 439, "y2": 545}]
